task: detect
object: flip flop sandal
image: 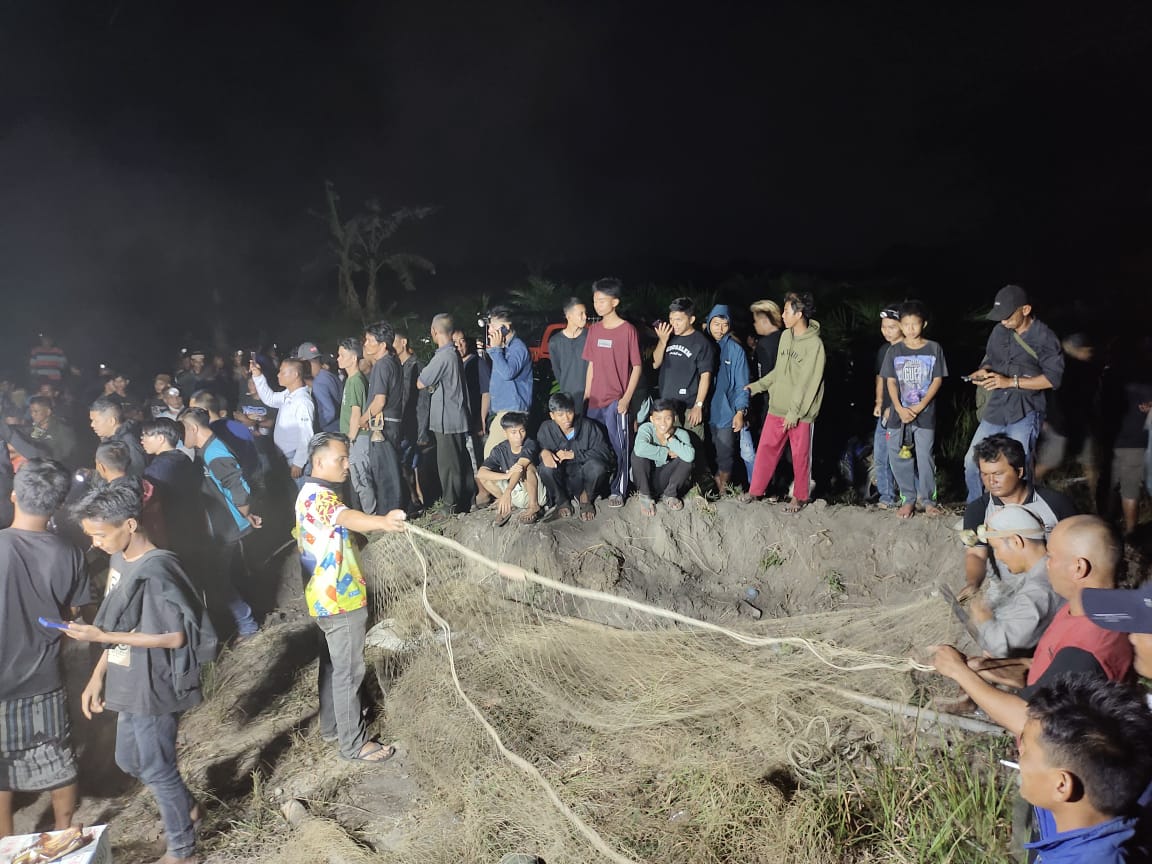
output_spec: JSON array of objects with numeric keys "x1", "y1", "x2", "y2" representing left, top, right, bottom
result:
[
  {"x1": 782, "y1": 500, "x2": 806, "y2": 514},
  {"x1": 518, "y1": 508, "x2": 542, "y2": 524},
  {"x1": 348, "y1": 741, "x2": 397, "y2": 763},
  {"x1": 661, "y1": 497, "x2": 684, "y2": 511}
]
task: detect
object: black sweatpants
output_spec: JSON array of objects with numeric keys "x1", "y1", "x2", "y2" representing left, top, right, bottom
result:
[
  {"x1": 537, "y1": 457, "x2": 609, "y2": 506},
  {"x1": 631, "y1": 453, "x2": 693, "y2": 500}
]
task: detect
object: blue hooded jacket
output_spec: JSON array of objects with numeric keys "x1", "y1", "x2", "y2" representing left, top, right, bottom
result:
[{"x1": 706, "y1": 304, "x2": 750, "y2": 427}]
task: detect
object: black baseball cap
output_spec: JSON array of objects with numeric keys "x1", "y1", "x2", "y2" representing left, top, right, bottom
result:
[{"x1": 986, "y1": 284, "x2": 1029, "y2": 321}]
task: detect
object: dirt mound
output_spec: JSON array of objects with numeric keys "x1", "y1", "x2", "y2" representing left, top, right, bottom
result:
[{"x1": 9, "y1": 499, "x2": 971, "y2": 863}]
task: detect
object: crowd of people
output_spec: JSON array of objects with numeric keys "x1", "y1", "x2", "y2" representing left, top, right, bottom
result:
[{"x1": 0, "y1": 277, "x2": 1150, "y2": 862}]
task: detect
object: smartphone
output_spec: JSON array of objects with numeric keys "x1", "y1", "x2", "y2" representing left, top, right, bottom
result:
[{"x1": 38, "y1": 616, "x2": 70, "y2": 630}]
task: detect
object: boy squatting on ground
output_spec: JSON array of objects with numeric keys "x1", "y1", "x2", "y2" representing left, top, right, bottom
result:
[
  {"x1": 474, "y1": 411, "x2": 548, "y2": 525},
  {"x1": 65, "y1": 483, "x2": 215, "y2": 864},
  {"x1": 632, "y1": 399, "x2": 696, "y2": 516},
  {"x1": 535, "y1": 392, "x2": 614, "y2": 522},
  {"x1": 0, "y1": 459, "x2": 90, "y2": 839}
]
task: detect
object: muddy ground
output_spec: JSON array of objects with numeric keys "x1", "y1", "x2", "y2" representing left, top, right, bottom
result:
[{"x1": 7, "y1": 495, "x2": 1137, "y2": 862}]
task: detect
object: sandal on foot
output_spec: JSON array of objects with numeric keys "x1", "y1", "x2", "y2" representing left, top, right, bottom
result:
[
  {"x1": 738, "y1": 492, "x2": 756, "y2": 504},
  {"x1": 782, "y1": 499, "x2": 806, "y2": 514},
  {"x1": 349, "y1": 741, "x2": 397, "y2": 763},
  {"x1": 639, "y1": 495, "x2": 656, "y2": 517},
  {"x1": 662, "y1": 496, "x2": 684, "y2": 512},
  {"x1": 579, "y1": 502, "x2": 597, "y2": 521},
  {"x1": 556, "y1": 503, "x2": 573, "y2": 518},
  {"x1": 518, "y1": 507, "x2": 541, "y2": 525},
  {"x1": 607, "y1": 494, "x2": 625, "y2": 509}
]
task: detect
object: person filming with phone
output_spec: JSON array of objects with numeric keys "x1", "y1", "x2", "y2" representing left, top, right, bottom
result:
[{"x1": 482, "y1": 307, "x2": 533, "y2": 462}]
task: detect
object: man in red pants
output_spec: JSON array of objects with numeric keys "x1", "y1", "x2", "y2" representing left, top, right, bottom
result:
[{"x1": 742, "y1": 292, "x2": 826, "y2": 512}]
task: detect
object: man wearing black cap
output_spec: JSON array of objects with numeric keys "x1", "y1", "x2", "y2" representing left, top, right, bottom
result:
[
  {"x1": 961, "y1": 285, "x2": 1064, "y2": 502},
  {"x1": 297, "y1": 342, "x2": 342, "y2": 434}
]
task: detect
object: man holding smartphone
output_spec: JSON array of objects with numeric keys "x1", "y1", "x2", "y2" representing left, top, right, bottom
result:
[{"x1": 483, "y1": 307, "x2": 533, "y2": 461}]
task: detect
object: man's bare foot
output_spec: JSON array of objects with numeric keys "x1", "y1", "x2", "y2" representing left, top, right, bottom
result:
[
  {"x1": 897, "y1": 502, "x2": 914, "y2": 519},
  {"x1": 518, "y1": 507, "x2": 541, "y2": 524}
]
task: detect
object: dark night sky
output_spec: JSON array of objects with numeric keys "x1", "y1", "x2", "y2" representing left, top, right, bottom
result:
[{"x1": 2, "y1": 1, "x2": 1151, "y2": 362}]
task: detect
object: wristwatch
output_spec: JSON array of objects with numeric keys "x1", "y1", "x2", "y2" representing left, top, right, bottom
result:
[{"x1": 694, "y1": 400, "x2": 704, "y2": 408}]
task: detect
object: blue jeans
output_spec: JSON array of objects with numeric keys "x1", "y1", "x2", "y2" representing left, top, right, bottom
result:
[
  {"x1": 873, "y1": 418, "x2": 897, "y2": 505},
  {"x1": 222, "y1": 540, "x2": 259, "y2": 637},
  {"x1": 963, "y1": 412, "x2": 1042, "y2": 502},
  {"x1": 115, "y1": 712, "x2": 195, "y2": 859},
  {"x1": 888, "y1": 425, "x2": 938, "y2": 506}
]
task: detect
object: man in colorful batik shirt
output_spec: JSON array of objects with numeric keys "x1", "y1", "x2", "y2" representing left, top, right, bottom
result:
[{"x1": 295, "y1": 432, "x2": 406, "y2": 763}]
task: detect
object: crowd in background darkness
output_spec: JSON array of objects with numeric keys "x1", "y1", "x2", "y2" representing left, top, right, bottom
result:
[{"x1": 0, "y1": 278, "x2": 1151, "y2": 862}]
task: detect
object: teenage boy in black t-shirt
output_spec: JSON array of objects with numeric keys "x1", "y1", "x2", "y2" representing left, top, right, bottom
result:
[
  {"x1": 653, "y1": 297, "x2": 715, "y2": 438},
  {"x1": 872, "y1": 305, "x2": 903, "y2": 508},
  {"x1": 475, "y1": 412, "x2": 544, "y2": 525},
  {"x1": 0, "y1": 459, "x2": 89, "y2": 839},
  {"x1": 66, "y1": 484, "x2": 213, "y2": 864}
]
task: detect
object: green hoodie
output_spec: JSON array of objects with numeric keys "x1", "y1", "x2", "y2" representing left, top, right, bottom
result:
[{"x1": 747, "y1": 320, "x2": 825, "y2": 424}]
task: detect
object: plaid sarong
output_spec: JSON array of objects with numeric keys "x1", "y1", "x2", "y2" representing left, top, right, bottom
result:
[
  {"x1": 0, "y1": 688, "x2": 76, "y2": 792},
  {"x1": 0, "y1": 688, "x2": 69, "y2": 752}
]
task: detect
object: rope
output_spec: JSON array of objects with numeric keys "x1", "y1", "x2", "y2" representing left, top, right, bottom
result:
[
  {"x1": 404, "y1": 529, "x2": 640, "y2": 864},
  {"x1": 405, "y1": 524, "x2": 934, "y2": 673}
]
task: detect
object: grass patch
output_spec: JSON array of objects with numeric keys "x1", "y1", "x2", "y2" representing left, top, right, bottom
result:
[
  {"x1": 800, "y1": 731, "x2": 1016, "y2": 863},
  {"x1": 760, "y1": 543, "x2": 786, "y2": 571},
  {"x1": 823, "y1": 569, "x2": 846, "y2": 596}
]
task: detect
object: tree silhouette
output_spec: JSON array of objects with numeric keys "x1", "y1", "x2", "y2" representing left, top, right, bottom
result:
[{"x1": 317, "y1": 182, "x2": 436, "y2": 322}]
